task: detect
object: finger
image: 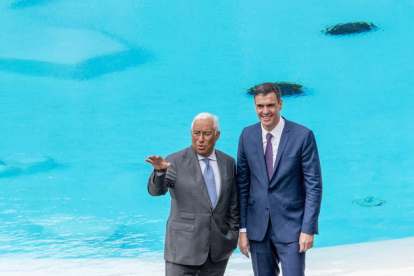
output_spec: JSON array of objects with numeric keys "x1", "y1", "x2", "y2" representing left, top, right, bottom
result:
[
  {"x1": 144, "y1": 159, "x2": 153, "y2": 164},
  {"x1": 305, "y1": 242, "x2": 312, "y2": 252},
  {"x1": 151, "y1": 156, "x2": 160, "y2": 162},
  {"x1": 241, "y1": 246, "x2": 247, "y2": 257},
  {"x1": 299, "y1": 242, "x2": 305, "y2": 253},
  {"x1": 157, "y1": 157, "x2": 167, "y2": 164},
  {"x1": 147, "y1": 156, "x2": 157, "y2": 162},
  {"x1": 243, "y1": 248, "x2": 249, "y2": 258}
]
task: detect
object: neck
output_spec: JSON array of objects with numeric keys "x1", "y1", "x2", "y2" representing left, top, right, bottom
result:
[{"x1": 263, "y1": 118, "x2": 280, "y2": 132}]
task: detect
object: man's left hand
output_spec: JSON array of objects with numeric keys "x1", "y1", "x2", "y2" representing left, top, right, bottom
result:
[{"x1": 299, "y1": 232, "x2": 314, "y2": 253}]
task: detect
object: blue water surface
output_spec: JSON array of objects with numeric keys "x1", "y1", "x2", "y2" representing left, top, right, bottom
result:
[{"x1": 0, "y1": 0, "x2": 413, "y2": 258}]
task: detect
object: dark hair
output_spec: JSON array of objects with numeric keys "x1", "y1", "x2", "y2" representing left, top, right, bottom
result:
[{"x1": 253, "y1": 82, "x2": 282, "y2": 101}]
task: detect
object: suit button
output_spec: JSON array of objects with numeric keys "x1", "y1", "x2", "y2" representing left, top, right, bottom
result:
[{"x1": 265, "y1": 208, "x2": 269, "y2": 211}]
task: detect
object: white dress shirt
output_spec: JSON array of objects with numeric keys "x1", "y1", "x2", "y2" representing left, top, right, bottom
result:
[
  {"x1": 261, "y1": 116, "x2": 285, "y2": 168},
  {"x1": 197, "y1": 150, "x2": 221, "y2": 198},
  {"x1": 240, "y1": 117, "x2": 285, "y2": 233}
]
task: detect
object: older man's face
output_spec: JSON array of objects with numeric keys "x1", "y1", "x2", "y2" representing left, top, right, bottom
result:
[{"x1": 191, "y1": 119, "x2": 220, "y2": 157}]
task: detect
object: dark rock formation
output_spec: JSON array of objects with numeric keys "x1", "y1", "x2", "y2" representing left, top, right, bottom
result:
[
  {"x1": 247, "y1": 82, "x2": 304, "y2": 97},
  {"x1": 324, "y1": 22, "x2": 377, "y2": 36}
]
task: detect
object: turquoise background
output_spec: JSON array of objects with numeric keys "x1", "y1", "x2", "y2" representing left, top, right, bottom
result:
[{"x1": 0, "y1": 0, "x2": 413, "y2": 258}]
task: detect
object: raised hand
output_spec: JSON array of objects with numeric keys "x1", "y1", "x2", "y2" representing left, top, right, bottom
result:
[{"x1": 145, "y1": 155, "x2": 171, "y2": 172}]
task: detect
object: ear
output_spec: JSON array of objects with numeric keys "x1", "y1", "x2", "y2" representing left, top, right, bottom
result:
[
  {"x1": 279, "y1": 99, "x2": 283, "y2": 110},
  {"x1": 215, "y1": 131, "x2": 221, "y2": 141}
]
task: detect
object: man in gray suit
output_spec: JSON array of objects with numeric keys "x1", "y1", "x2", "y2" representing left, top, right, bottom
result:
[{"x1": 145, "y1": 113, "x2": 239, "y2": 276}]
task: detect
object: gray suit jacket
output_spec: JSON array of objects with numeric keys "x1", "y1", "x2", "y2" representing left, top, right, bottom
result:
[{"x1": 148, "y1": 147, "x2": 239, "y2": 266}]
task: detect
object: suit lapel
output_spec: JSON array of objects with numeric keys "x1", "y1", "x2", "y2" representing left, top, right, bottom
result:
[
  {"x1": 214, "y1": 150, "x2": 227, "y2": 210},
  {"x1": 271, "y1": 119, "x2": 291, "y2": 182},
  {"x1": 251, "y1": 123, "x2": 269, "y2": 182},
  {"x1": 186, "y1": 147, "x2": 213, "y2": 209}
]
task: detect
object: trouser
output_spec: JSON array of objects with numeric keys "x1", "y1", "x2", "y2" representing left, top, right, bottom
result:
[
  {"x1": 249, "y1": 224, "x2": 306, "y2": 276},
  {"x1": 165, "y1": 254, "x2": 229, "y2": 276}
]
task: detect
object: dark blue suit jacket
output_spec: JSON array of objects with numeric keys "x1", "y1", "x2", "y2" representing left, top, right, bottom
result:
[{"x1": 237, "y1": 118, "x2": 322, "y2": 243}]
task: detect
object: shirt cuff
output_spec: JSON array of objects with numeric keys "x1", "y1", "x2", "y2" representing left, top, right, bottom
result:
[
  {"x1": 155, "y1": 171, "x2": 165, "y2": 176},
  {"x1": 239, "y1": 228, "x2": 247, "y2": 233}
]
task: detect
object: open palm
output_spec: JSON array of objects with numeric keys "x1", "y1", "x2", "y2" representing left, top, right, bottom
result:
[{"x1": 145, "y1": 155, "x2": 171, "y2": 171}]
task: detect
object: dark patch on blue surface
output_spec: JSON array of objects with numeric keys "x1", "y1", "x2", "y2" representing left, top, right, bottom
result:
[
  {"x1": 324, "y1": 22, "x2": 378, "y2": 36},
  {"x1": 353, "y1": 196, "x2": 385, "y2": 207},
  {"x1": 247, "y1": 82, "x2": 305, "y2": 97},
  {"x1": 0, "y1": 48, "x2": 150, "y2": 80},
  {"x1": 10, "y1": 0, "x2": 55, "y2": 9}
]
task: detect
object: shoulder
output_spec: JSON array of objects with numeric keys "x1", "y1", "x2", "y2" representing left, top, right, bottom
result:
[
  {"x1": 284, "y1": 119, "x2": 318, "y2": 145},
  {"x1": 240, "y1": 122, "x2": 261, "y2": 136},
  {"x1": 166, "y1": 147, "x2": 190, "y2": 161},
  {"x1": 215, "y1": 149, "x2": 235, "y2": 164},
  {"x1": 285, "y1": 118, "x2": 312, "y2": 135}
]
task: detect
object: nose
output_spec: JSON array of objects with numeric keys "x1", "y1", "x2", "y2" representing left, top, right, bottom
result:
[
  {"x1": 263, "y1": 106, "x2": 269, "y2": 114},
  {"x1": 197, "y1": 134, "x2": 205, "y2": 143}
]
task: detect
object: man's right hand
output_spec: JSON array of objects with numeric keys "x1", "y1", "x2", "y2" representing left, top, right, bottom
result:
[
  {"x1": 145, "y1": 155, "x2": 171, "y2": 172},
  {"x1": 238, "y1": 232, "x2": 250, "y2": 258}
]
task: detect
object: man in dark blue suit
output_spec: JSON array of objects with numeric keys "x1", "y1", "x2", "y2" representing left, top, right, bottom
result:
[{"x1": 237, "y1": 82, "x2": 322, "y2": 276}]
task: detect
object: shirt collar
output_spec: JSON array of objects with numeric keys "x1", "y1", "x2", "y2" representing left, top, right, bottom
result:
[
  {"x1": 197, "y1": 149, "x2": 217, "y2": 161},
  {"x1": 261, "y1": 116, "x2": 285, "y2": 139}
]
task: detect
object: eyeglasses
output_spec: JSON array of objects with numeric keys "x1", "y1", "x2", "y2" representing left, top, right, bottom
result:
[{"x1": 192, "y1": 131, "x2": 214, "y2": 138}]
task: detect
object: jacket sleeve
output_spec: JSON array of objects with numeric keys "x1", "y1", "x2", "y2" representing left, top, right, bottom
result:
[
  {"x1": 300, "y1": 130, "x2": 323, "y2": 234},
  {"x1": 227, "y1": 160, "x2": 240, "y2": 232},
  {"x1": 237, "y1": 129, "x2": 251, "y2": 229},
  {"x1": 147, "y1": 156, "x2": 177, "y2": 196}
]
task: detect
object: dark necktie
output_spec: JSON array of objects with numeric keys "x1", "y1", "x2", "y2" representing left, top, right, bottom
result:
[
  {"x1": 202, "y1": 158, "x2": 218, "y2": 206},
  {"x1": 265, "y1": 133, "x2": 274, "y2": 180}
]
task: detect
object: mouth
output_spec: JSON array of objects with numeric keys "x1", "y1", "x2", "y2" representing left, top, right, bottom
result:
[{"x1": 261, "y1": 115, "x2": 273, "y2": 121}]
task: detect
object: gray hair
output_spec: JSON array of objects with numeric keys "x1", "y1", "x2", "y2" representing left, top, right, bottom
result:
[{"x1": 191, "y1": 113, "x2": 220, "y2": 132}]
